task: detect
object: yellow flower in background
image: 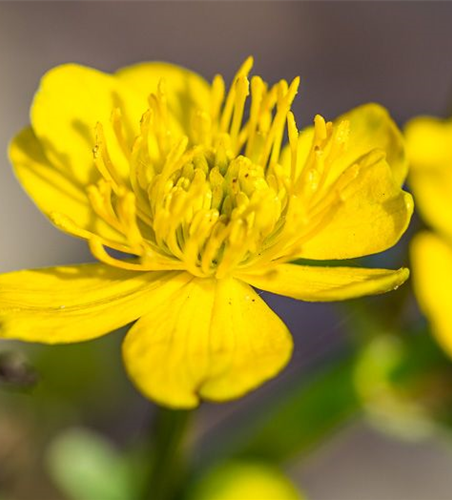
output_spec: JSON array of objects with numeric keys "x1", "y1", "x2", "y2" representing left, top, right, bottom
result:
[
  {"x1": 406, "y1": 117, "x2": 452, "y2": 357},
  {"x1": 405, "y1": 117, "x2": 452, "y2": 238},
  {"x1": 2, "y1": 57, "x2": 412, "y2": 408},
  {"x1": 189, "y1": 461, "x2": 304, "y2": 500}
]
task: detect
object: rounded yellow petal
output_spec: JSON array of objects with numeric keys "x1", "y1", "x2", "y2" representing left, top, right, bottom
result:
[
  {"x1": 0, "y1": 263, "x2": 181, "y2": 344},
  {"x1": 411, "y1": 232, "x2": 452, "y2": 359},
  {"x1": 116, "y1": 61, "x2": 212, "y2": 138},
  {"x1": 333, "y1": 103, "x2": 408, "y2": 186},
  {"x1": 281, "y1": 103, "x2": 408, "y2": 187},
  {"x1": 122, "y1": 277, "x2": 292, "y2": 408},
  {"x1": 406, "y1": 117, "x2": 452, "y2": 239},
  {"x1": 9, "y1": 127, "x2": 124, "y2": 244},
  {"x1": 405, "y1": 116, "x2": 452, "y2": 170},
  {"x1": 31, "y1": 63, "x2": 144, "y2": 186},
  {"x1": 238, "y1": 263, "x2": 409, "y2": 302},
  {"x1": 298, "y1": 150, "x2": 413, "y2": 260},
  {"x1": 190, "y1": 462, "x2": 304, "y2": 500},
  {"x1": 410, "y1": 166, "x2": 452, "y2": 240}
]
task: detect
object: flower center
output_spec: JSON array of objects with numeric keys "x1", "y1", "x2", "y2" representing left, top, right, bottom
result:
[{"x1": 53, "y1": 57, "x2": 355, "y2": 278}]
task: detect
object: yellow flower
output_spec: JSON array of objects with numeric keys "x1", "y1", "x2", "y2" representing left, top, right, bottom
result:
[
  {"x1": 3, "y1": 58, "x2": 412, "y2": 408},
  {"x1": 189, "y1": 461, "x2": 304, "y2": 500},
  {"x1": 406, "y1": 117, "x2": 452, "y2": 357}
]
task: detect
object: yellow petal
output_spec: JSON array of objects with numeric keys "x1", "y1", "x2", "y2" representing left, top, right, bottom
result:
[
  {"x1": 122, "y1": 277, "x2": 292, "y2": 408},
  {"x1": 405, "y1": 116, "x2": 452, "y2": 170},
  {"x1": 409, "y1": 166, "x2": 452, "y2": 240},
  {"x1": 9, "y1": 128, "x2": 123, "y2": 243},
  {"x1": 116, "y1": 61, "x2": 212, "y2": 135},
  {"x1": 332, "y1": 103, "x2": 408, "y2": 186},
  {"x1": 237, "y1": 263, "x2": 409, "y2": 302},
  {"x1": 411, "y1": 232, "x2": 452, "y2": 359},
  {"x1": 299, "y1": 150, "x2": 413, "y2": 260},
  {"x1": 281, "y1": 103, "x2": 408, "y2": 186},
  {"x1": 406, "y1": 117, "x2": 452, "y2": 238},
  {"x1": 31, "y1": 63, "x2": 143, "y2": 186},
  {"x1": 0, "y1": 263, "x2": 182, "y2": 344}
]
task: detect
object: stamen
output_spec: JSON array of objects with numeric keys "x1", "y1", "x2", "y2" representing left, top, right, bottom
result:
[
  {"x1": 220, "y1": 56, "x2": 254, "y2": 133},
  {"x1": 230, "y1": 76, "x2": 250, "y2": 151},
  {"x1": 111, "y1": 108, "x2": 131, "y2": 160},
  {"x1": 287, "y1": 111, "x2": 299, "y2": 183},
  {"x1": 50, "y1": 212, "x2": 132, "y2": 254},
  {"x1": 116, "y1": 191, "x2": 144, "y2": 248},
  {"x1": 261, "y1": 77, "x2": 300, "y2": 168},
  {"x1": 211, "y1": 75, "x2": 225, "y2": 124},
  {"x1": 93, "y1": 123, "x2": 123, "y2": 190},
  {"x1": 192, "y1": 110, "x2": 212, "y2": 146},
  {"x1": 245, "y1": 76, "x2": 265, "y2": 158}
]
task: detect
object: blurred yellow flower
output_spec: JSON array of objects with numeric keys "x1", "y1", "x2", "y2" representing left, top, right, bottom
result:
[
  {"x1": 189, "y1": 461, "x2": 304, "y2": 500},
  {"x1": 2, "y1": 58, "x2": 412, "y2": 408},
  {"x1": 406, "y1": 117, "x2": 452, "y2": 357}
]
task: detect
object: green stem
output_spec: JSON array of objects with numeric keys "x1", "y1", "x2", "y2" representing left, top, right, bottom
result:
[{"x1": 143, "y1": 407, "x2": 192, "y2": 500}]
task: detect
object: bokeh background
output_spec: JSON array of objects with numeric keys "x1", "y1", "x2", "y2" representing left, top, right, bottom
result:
[{"x1": 1, "y1": 2, "x2": 452, "y2": 499}]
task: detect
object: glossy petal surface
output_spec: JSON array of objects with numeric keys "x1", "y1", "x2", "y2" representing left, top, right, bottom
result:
[
  {"x1": 0, "y1": 263, "x2": 180, "y2": 343},
  {"x1": 332, "y1": 103, "x2": 408, "y2": 186},
  {"x1": 298, "y1": 150, "x2": 413, "y2": 260},
  {"x1": 122, "y1": 277, "x2": 292, "y2": 408},
  {"x1": 31, "y1": 64, "x2": 143, "y2": 184},
  {"x1": 406, "y1": 116, "x2": 452, "y2": 239},
  {"x1": 116, "y1": 61, "x2": 212, "y2": 138},
  {"x1": 411, "y1": 232, "x2": 452, "y2": 358},
  {"x1": 9, "y1": 127, "x2": 123, "y2": 243},
  {"x1": 238, "y1": 263, "x2": 409, "y2": 302}
]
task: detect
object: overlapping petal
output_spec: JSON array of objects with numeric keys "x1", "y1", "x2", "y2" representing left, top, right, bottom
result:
[
  {"x1": 122, "y1": 276, "x2": 292, "y2": 408},
  {"x1": 298, "y1": 150, "x2": 413, "y2": 260},
  {"x1": 116, "y1": 61, "x2": 212, "y2": 138},
  {"x1": 0, "y1": 263, "x2": 183, "y2": 344},
  {"x1": 281, "y1": 103, "x2": 408, "y2": 187},
  {"x1": 411, "y1": 232, "x2": 452, "y2": 358},
  {"x1": 331, "y1": 103, "x2": 408, "y2": 186},
  {"x1": 9, "y1": 127, "x2": 124, "y2": 243},
  {"x1": 237, "y1": 263, "x2": 409, "y2": 302},
  {"x1": 12, "y1": 63, "x2": 212, "y2": 244},
  {"x1": 31, "y1": 64, "x2": 144, "y2": 185}
]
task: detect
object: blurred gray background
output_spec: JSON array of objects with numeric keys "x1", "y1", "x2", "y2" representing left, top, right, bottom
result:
[{"x1": 1, "y1": 2, "x2": 452, "y2": 499}]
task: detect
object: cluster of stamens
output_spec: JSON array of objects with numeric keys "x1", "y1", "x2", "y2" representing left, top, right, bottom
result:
[{"x1": 52, "y1": 57, "x2": 356, "y2": 278}]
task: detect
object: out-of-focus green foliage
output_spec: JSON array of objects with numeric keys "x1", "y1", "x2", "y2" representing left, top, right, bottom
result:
[
  {"x1": 197, "y1": 310, "x2": 452, "y2": 470},
  {"x1": 355, "y1": 327, "x2": 452, "y2": 440},
  {"x1": 0, "y1": 331, "x2": 137, "y2": 499},
  {"x1": 238, "y1": 356, "x2": 359, "y2": 462},
  {"x1": 193, "y1": 351, "x2": 361, "y2": 468},
  {"x1": 4, "y1": 291, "x2": 452, "y2": 500},
  {"x1": 46, "y1": 428, "x2": 132, "y2": 500}
]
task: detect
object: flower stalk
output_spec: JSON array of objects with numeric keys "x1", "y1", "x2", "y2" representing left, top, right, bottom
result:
[{"x1": 144, "y1": 407, "x2": 192, "y2": 500}]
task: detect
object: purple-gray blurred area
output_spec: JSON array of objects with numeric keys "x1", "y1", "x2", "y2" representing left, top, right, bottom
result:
[{"x1": 1, "y1": 2, "x2": 452, "y2": 499}]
